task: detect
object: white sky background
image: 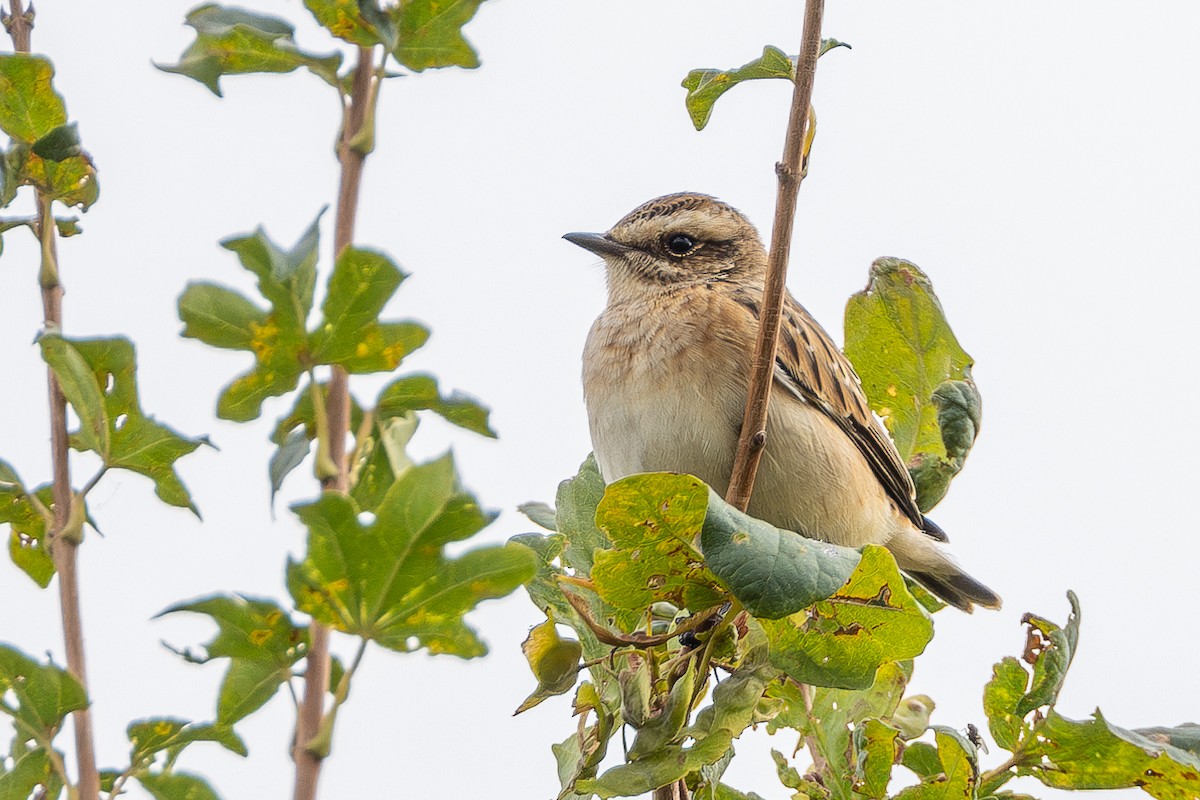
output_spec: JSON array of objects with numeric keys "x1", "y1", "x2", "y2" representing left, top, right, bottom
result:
[{"x1": 1, "y1": 1, "x2": 1198, "y2": 798}]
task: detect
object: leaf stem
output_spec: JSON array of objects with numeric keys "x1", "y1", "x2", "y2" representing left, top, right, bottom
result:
[
  {"x1": 293, "y1": 43, "x2": 377, "y2": 800},
  {"x1": 79, "y1": 466, "x2": 107, "y2": 499},
  {"x1": 5, "y1": 4, "x2": 100, "y2": 798},
  {"x1": 724, "y1": 0, "x2": 826, "y2": 512}
]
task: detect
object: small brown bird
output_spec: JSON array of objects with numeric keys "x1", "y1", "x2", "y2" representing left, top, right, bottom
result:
[{"x1": 566, "y1": 192, "x2": 1000, "y2": 612}]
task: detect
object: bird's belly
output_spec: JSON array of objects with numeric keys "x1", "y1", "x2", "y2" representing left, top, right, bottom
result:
[{"x1": 588, "y1": 377, "x2": 897, "y2": 549}]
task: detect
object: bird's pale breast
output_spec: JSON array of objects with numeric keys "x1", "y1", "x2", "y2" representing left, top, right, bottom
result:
[{"x1": 583, "y1": 287, "x2": 905, "y2": 548}]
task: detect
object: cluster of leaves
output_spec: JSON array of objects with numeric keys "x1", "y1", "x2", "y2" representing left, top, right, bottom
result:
[
  {"x1": 157, "y1": 0, "x2": 491, "y2": 98},
  {"x1": 512, "y1": 254, "x2": 1197, "y2": 800}
]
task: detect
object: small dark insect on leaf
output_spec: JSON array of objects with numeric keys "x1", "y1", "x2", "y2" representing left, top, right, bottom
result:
[{"x1": 966, "y1": 722, "x2": 988, "y2": 753}]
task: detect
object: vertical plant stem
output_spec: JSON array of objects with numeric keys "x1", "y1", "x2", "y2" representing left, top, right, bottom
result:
[
  {"x1": 292, "y1": 44, "x2": 376, "y2": 800},
  {"x1": 724, "y1": 0, "x2": 826, "y2": 512},
  {"x1": 5, "y1": 5, "x2": 100, "y2": 798}
]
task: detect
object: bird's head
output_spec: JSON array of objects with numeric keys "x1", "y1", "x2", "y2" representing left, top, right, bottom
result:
[{"x1": 564, "y1": 193, "x2": 766, "y2": 297}]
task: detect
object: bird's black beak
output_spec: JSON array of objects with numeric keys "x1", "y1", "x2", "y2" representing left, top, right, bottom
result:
[{"x1": 563, "y1": 231, "x2": 633, "y2": 258}]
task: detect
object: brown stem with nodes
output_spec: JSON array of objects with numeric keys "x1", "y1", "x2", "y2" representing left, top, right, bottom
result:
[
  {"x1": 4, "y1": 4, "x2": 100, "y2": 798},
  {"x1": 291, "y1": 44, "x2": 377, "y2": 800},
  {"x1": 724, "y1": 0, "x2": 826, "y2": 513},
  {"x1": 654, "y1": 5, "x2": 828, "y2": 800}
]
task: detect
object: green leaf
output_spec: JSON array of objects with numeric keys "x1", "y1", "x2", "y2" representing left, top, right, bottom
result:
[
  {"x1": 0, "y1": 462, "x2": 56, "y2": 586},
  {"x1": 760, "y1": 546, "x2": 933, "y2": 690},
  {"x1": 892, "y1": 727, "x2": 979, "y2": 800},
  {"x1": 268, "y1": 428, "x2": 310, "y2": 505},
  {"x1": 39, "y1": 334, "x2": 206, "y2": 512},
  {"x1": 305, "y1": 0, "x2": 397, "y2": 48},
  {"x1": 984, "y1": 656, "x2": 1029, "y2": 752},
  {"x1": 682, "y1": 45, "x2": 795, "y2": 131},
  {"x1": 158, "y1": 594, "x2": 309, "y2": 726},
  {"x1": 844, "y1": 257, "x2": 980, "y2": 512},
  {"x1": 157, "y1": 4, "x2": 343, "y2": 96},
  {"x1": 392, "y1": 0, "x2": 487, "y2": 71},
  {"x1": 0, "y1": 644, "x2": 88, "y2": 738},
  {"x1": 127, "y1": 718, "x2": 246, "y2": 764},
  {"x1": 626, "y1": 664, "x2": 695, "y2": 761},
  {"x1": 31, "y1": 122, "x2": 82, "y2": 161},
  {"x1": 1016, "y1": 591, "x2": 1080, "y2": 716},
  {"x1": 1023, "y1": 710, "x2": 1200, "y2": 797},
  {"x1": 555, "y1": 454, "x2": 609, "y2": 574},
  {"x1": 350, "y1": 412, "x2": 417, "y2": 512},
  {"x1": 591, "y1": 473, "x2": 726, "y2": 622},
  {"x1": 854, "y1": 718, "x2": 900, "y2": 798},
  {"x1": 516, "y1": 607, "x2": 583, "y2": 714},
  {"x1": 700, "y1": 488, "x2": 860, "y2": 619},
  {"x1": 191, "y1": 219, "x2": 322, "y2": 421},
  {"x1": 0, "y1": 55, "x2": 67, "y2": 143},
  {"x1": 0, "y1": 749, "x2": 57, "y2": 800},
  {"x1": 310, "y1": 247, "x2": 406, "y2": 364},
  {"x1": 581, "y1": 641, "x2": 777, "y2": 798},
  {"x1": 890, "y1": 694, "x2": 935, "y2": 740},
  {"x1": 1136, "y1": 724, "x2": 1200, "y2": 759},
  {"x1": 138, "y1": 771, "x2": 221, "y2": 800},
  {"x1": 287, "y1": 455, "x2": 535, "y2": 656},
  {"x1": 330, "y1": 321, "x2": 429, "y2": 374},
  {"x1": 518, "y1": 501, "x2": 557, "y2": 532},
  {"x1": 902, "y1": 741, "x2": 942, "y2": 781},
  {"x1": 377, "y1": 373, "x2": 495, "y2": 437}
]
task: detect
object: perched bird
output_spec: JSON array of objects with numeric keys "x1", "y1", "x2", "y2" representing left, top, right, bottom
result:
[{"x1": 565, "y1": 192, "x2": 1000, "y2": 612}]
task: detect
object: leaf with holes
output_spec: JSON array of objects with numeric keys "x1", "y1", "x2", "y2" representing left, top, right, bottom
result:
[
  {"x1": 0, "y1": 644, "x2": 88, "y2": 741},
  {"x1": 39, "y1": 334, "x2": 206, "y2": 513},
  {"x1": 590, "y1": 473, "x2": 726, "y2": 626},
  {"x1": 0, "y1": 460, "x2": 56, "y2": 586},
  {"x1": 158, "y1": 594, "x2": 309, "y2": 726},
  {"x1": 760, "y1": 546, "x2": 933, "y2": 690},
  {"x1": 287, "y1": 455, "x2": 536, "y2": 656},
  {"x1": 844, "y1": 257, "x2": 980, "y2": 512},
  {"x1": 157, "y1": 4, "x2": 342, "y2": 95}
]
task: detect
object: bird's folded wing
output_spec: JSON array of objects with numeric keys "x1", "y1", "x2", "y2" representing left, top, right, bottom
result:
[{"x1": 730, "y1": 288, "x2": 927, "y2": 531}]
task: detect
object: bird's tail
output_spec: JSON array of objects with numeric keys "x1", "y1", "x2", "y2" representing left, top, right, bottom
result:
[{"x1": 888, "y1": 526, "x2": 1002, "y2": 613}]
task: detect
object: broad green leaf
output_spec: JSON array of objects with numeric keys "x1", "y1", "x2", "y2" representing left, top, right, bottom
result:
[
  {"x1": 555, "y1": 454, "x2": 608, "y2": 574},
  {"x1": 126, "y1": 718, "x2": 246, "y2": 765},
  {"x1": 0, "y1": 749, "x2": 56, "y2": 800},
  {"x1": 680, "y1": 39, "x2": 850, "y2": 131},
  {"x1": 377, "y1": 373, "x2": 495, "y2": 437},
  {"x1": 268, "y1": 428, "x2": 310, "y2": 504},
  {"x1": 392, "y1": 0, "x2": 486, "y2": 71},
  {"x1": 854, "y1": 718, "x2": 900, "y2": 798},
  {"x1": 760, "y1": 546, "x2": 933, "y2": 690},
  {"x1": 0, "y1": 644, "x2": 88, "y2": 738},
  {"x1": 591, "y1": 473, "x2": 725, "y2": 623},
  {"x1": 0, "y1": 462, "x2": 55, "y2": 586},
  {"x1": 1022, "y1": 710, "x2": 1200, "y2": 798},
  {"x1": 330, "y1": 321, "x2": 428, "y2": 374},
  {"x1": 984, "y1": 656, "x2": 1029, "y2": 752},
  {"x1": 138, "y1": 771, "x2": 221, "y2": 800},
  {"x1": 31, "y1": 122, "x2": 82, "y2": 161},
  {"x1": 518, "y1": 501, "x2": 558, "y2": 531},
  {"x1": 16, "y1": 144, "x2": 99, "y2": 210},
  {"x1": 0, "y1": 55, "x2": 67, "y2": 143},
  {"x1": 516, "y1": 607, "x2": 583, "y2": 714},
  {"x1": 305, "y1": 0, "x2": 397, "y2": 49},
  {"x1": 682, "y1": 46, "x2": 794, "y2": 131},
  {"x1": 178, "y1": 283, "x2": 269, "y2": 351},
  {"x1": 157, "y1": 4, "x2": 342, "y2": 95},
  {"x1": 158, "y1": 594, "x2": 309, "y2": 726},
  {"x1": 191, "y1": 219, "x2": 321, "y2": 421},
  {"x1": 844, "y1": 257, "x2": 979, "y2": 512},
  {"x1": 40, "y1": 334, "x2": 206, "y2": 512},
  {"x1": 892, "y1": 727, "x2": 979, "y2": 800},
  {"x1": 288, "y1": 455, "x2": 535, "y2": 655},
  {"x1": 310, "y1": 247, "x2": 406, "y2": 365},
  {"x1": 701, "y1": 489, "x2": 860, "y2": 619},
  {"x1": 350, "y1": 412, "x2": 418, "y2": 512},
  {"x1": 902, "y1": 741, "x2": 942, "y2": 781}
]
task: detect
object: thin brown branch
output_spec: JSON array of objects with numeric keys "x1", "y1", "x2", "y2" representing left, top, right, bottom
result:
[
  {"x1": 293, "y1": 44, "x2": 377, "y2": 800},
  {"x1": 6, "y1": 5, "x2": 100, "y2": 799},
  {"x1": 724, "y1": 0, "x2": 826, "y2": 512}
]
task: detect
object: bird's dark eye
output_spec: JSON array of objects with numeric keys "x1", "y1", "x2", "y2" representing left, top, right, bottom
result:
[{"x1": 664, "y1": 233, "x2": 697, "y2": 256}]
